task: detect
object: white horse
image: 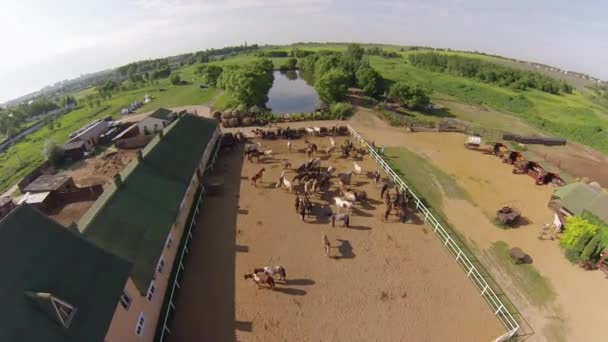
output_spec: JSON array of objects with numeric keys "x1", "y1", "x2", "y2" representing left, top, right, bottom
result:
[
  {"x1": 353, "y1": 162, "x2": 362, "y2": 175},
  {"x1": 282, "y1": 176, "x2": 293, "y2": 192},
  {"x1": 263, "y1": 150, "x2": 274, "y2": 158},
  {"x1": 313, "y1": 127, "x2": 322, "y2": 135},
  {"x1": 339, "y1": 171, "x2": 353, "y2": 185},
  {"x1": 334, "y1": 197, "x2": 353, "y2": 213},
  {"x1": 330, "y1": 137, "x2": 336, "y2": 148},
  {"x1": 305, "y1": 127, "x2": 315, "y2": 136}
]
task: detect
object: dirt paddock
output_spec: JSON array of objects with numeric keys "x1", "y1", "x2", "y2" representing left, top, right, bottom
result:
[{"x1": 170, "y1": 134, "x2": 504, "y2": 341}]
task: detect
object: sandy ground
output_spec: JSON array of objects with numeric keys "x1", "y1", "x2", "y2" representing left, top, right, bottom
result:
[
  {"x1": 346, "y1": 109, "x2": 608, "y2": 341},
  {"x1": 170, "y1": 135, "x2": 504, "y2": 341},
  {"x1": 118, "y1": 105, "x2": 212, "y2": 123},
  {"x1": 67, "y1": 149, "x2": 138, "y2": 187},
  {"x1": 46, "y1": 149, "x2": 138, "y2": 226}
]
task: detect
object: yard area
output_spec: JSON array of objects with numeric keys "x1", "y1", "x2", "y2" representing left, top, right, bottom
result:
[
  {"x1": 169, "y1": 134, "x2": 503, "y2": 341},
  {"x1": 350, "y1": 112, "x2": 608, "y2": 341}
]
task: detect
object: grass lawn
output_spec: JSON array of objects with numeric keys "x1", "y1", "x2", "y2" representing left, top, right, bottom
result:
[
  {"x1": 383, "y1": 147, "x2": 472, "y2": 209},
  {"x1": 488, "y1": 241, "x2": 556, "y2": 307},
  {"x1": 0, "y1": 79, "x2": 218, "y2": 193}
]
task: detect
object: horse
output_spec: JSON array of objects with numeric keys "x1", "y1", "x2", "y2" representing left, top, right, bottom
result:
[
  {"x1": 334, "y1": 197, "x2": 353, "y2": 213},
  {"x1": 395, "y1": 204, "x2": 408, "y2": 223},
  {"x1": 282, "y1": 160, "x2": 292, "y2": 170},
  {"x1": 254, "y1": 266, "x2": 287, "y2": 281},
  {"x1": 353, "y1": 190, "x2": 368, "y2": 202},
  {"x1": 339, "y1": 171, "x2": 353, "y2": 185},
  {"x1": 313, "y1": 127, "x2": 322, "y2": 136},
  {"x1": 329, "y1": 212, "x2": 350, "y2": 228},
  {"x1": 244, "y1": 273, "x2": 275, "y2": 289},
  {"x1": 383, "y1": 202, "x2": 393, "y2": 222},
  {"x1": 372, "y1": 170, "x2": 381, "y2": 184},
  {"x1": 330, "y1": 137, "x2": 336, "y2": 148},
  {"x1": 322, "y1": 234, "x2": 331, "y2": 257},
  {"x1": 287, "y1": 138, "x2": 292, "y2": 152},
  {"x1": 245, "y1": 149, "x2": 263, "y2": 162},
  {"x1": 353, "y1": 162, "x2": 362, "y2": 175},
  {"x1": 250, "y1": 168, "x2": 265, "y2": 186},
  {"x1": 262, "y1": 150, "x2": 274, "y2": 158},
  {"x1": 380, "y1": 183, "x2": 389, "y2": 199},
  {"x1": 305, "y1": 127, "x2": 315, "y2": 136}
]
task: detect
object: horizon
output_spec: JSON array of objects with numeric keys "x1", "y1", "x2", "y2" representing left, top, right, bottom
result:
[{"x1": 1, "y1": 0, "x2": 607, "y2": 103}]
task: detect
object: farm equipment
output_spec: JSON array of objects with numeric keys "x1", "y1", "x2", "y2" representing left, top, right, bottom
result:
[
  {"x1": 496, "y1": 206, "x2": 521, "y2": 226},
  {"x1": 512, "y1": 160, "x2": 529, "y2": 174},
  {"x1": 503, "y1": 151, "x2": 524, "y2": 165},
  {"x1": 464, "y1": 136, "x2": 482, "y2": 150}
]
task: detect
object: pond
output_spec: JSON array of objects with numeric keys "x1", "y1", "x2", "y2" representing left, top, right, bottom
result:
[{"x1": 266, "y1": 70, "x2": 319, "y2": 114}]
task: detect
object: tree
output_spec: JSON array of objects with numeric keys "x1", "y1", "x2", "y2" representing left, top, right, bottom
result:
[
  {"x1": 389, "y1": 81, "x2": 432, "y2": 108},
  {"x1": 217, "y1": 59, "x2": 274, "y2": 106},
  {"x1": 42, "y1": 140, "x2": 64, "y2": 167},
  {"x1": 170, "y1": 73, "x2": 182, "y2": 85},
  {"x1": 198, "y1": 65, "x2": 223, "y2": 86},
  {"x1": 279, "y1": 58, "x2": 298, "y2": 71},
  {"x1": 330, "y1": 102, "x2": 354, "y2": 118},
  {"x1": 343, "y1": 43, "x2": 365, "y2": 73},
  {"x1": 356, "y1": 62, "x2": 384, "y2": 96},
  {"x1": 315, "y1": 68, "x2": 349, "y2": 103}
]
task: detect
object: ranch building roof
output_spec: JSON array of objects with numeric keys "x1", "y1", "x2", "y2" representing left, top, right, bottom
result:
[
  {"x1": 78, "y1": 114, "x2": 218, "y2": 295},
  {"x1": 0, "y1": 204, "x2": 131, "y2": 342}
]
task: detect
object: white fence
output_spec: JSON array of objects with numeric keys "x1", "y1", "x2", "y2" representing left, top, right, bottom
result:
[{"x1": 347, "y1": 125, "x2": 519, "y2": 342}]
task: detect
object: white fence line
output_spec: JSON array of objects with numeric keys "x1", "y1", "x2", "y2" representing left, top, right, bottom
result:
[{"x1": 347, "y1": 125, "x2": 519, "y2": 342}]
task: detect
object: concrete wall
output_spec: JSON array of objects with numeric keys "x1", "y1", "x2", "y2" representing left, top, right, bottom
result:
[{"x1": 137, "y1": 117, "x2": 169, "y2": 136}]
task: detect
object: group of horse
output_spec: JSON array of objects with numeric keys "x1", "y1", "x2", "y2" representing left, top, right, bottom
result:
[
  {"x1": 243, "y1": 265, "x2": 287, "y2": 289},
  {"x1": 242, "y1": 131, "x2": 414, "y2": 290}
]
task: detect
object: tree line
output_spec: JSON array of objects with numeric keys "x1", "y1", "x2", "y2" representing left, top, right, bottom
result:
[
  {"x1": 298, "y1": 44, "x2": 431, "y2": 108},
  {"x1": 408, "y1": 52, "x2": 573, "y2": 95},
  {"x1": 217, "y1": 59, "x2": 274, "y2": 107}
]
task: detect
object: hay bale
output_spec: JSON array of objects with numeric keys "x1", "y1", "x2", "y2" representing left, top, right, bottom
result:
[
  {"x1": 221, "y1": 118, "x2": 232, "y2": 128},
  {"x1": 241, "y1": 117, "x2": 254, "y2": 126},
  {"x1": 229, "y1": 117, "x2": 239, "y2": 127},
  {"x1": 222, "y1": 111, "x2": 233, "y2": 120},
  {"x1": 212, "y1": 111, "x2": 222, "y2": 121}
]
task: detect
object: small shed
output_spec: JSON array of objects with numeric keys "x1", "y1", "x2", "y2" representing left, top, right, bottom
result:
[
  {"x1": 137, "y1": 108, "x2": 176, "y2": 135},
  {"x1": 24, "y1": 174, "x2": 75, "y2": 194},
  {"x1": 0, "y1": 197, "x2": 15, "y2": 219},
  {"x1": 17, "y1": 192, "x2": 53, "y2": 211},
  {"x1": 63, "y1": 140, "x2": 86, "y2": 160},
  {"x1": 68, "y1": 120, "x2": 110, "y2": 151}
]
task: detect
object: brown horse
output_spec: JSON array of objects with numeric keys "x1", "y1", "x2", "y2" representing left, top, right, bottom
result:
[
  {"x1": 244, "y1": 272, "x2": 275, "y2": 289},
  {"x1": 245, "y1": 149, "x2": 263, "y2": 162},
  {"x1": 250, "y1": 168, "x2": 265, "y2": 186}
]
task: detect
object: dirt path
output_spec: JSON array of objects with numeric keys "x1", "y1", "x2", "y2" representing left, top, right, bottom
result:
[
  {"x1": 170, "y1": 135, "x2": 503, "y2": 341},
  {"x1": 346, "y1": 111, "x2": 608, "y2": 341}
]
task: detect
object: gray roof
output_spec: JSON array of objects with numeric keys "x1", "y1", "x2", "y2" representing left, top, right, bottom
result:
[
  {"x1": 0, "y1": 197, "x2": 13, "y2": 207},
  {"x1": 63, "y1": 140, "x2": 85, "y2": 150},
  {"x1": 24, "y1": 174, "x2": 71, "y2": 193},
  {"x1": 0, "y1": 204, "x2": 131, "y2": 342},
  {"x1": 149, "y1": 108, "x2": 175, "y2": 121},
  {"x1": 554, "y1": 183, "x2": 607, "y2": 221},
  {"x1": 72, "y1": 121, "x2": 109, "y2": 142},
  {"x1": 587, "y1": 193, "x2": 608, "y2": 224}
]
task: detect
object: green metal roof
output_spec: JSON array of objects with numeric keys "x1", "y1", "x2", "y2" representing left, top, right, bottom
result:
[
  {"x1": 79, "y1": 115, "x2": 218, "y2": 295},
  {"x1": 554, "y1": 183, "x2": 602, "y2": 216},
  {"x1": 0, "y1": 204, "x2": 131, "y2": 342},
  {"x1": 587, "y1": 193, "x2": 608, "y2": 224},
  {"x1": 149, "y1": 108, "x2": 175, "y2": 121}
]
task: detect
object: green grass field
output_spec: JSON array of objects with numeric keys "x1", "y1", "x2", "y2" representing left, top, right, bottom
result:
[{"x1": 0, "y1": 81, "x2": 218, "y2": 193}]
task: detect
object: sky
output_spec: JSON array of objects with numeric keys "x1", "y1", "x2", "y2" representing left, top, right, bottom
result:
[{"x1": 1, "y1": 0, "x2": 607, "y2": 103}]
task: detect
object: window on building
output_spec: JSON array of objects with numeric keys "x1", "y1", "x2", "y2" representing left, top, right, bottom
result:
[
  {"x1": 135, "y1": 313, "x2": 145, "y2": 336},
  {"x1": 147, "y1": 283, "x2": 155, "y2": 301},
  {"x1": 157, "y1": 258, "x2": 165, "y2": 274},
  {"x1": 166, "y1": 235, "x2": 173, "y2": 249},
  {"x1": 119, "y1": 291, "x2": 131, "y2": 310}
]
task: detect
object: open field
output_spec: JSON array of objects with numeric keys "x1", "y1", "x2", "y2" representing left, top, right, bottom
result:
[
  {"x1": 345, "y1": 112, "x2": 608, "y2": 341},
  {"x1": 169, "y1": 135, "x2": 504, "y2": 341}
]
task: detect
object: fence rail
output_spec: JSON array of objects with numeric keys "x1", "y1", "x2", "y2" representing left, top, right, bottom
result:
[{"x1": 347, "y1": 125, "x2": 520, "y2": 342}]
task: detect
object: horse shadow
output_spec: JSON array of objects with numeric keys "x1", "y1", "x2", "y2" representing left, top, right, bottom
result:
[
  {"x1": 360, "y1": 201, "x2": 376, "y2": 211},
  {"x1": 274, "y1": 287, "x2": 307, "y2": 296},
  {"x1": 408, "y1": 213, "x2": 425, "y2": 226},
  {"x1": 348, "y1": 225, "x2": 371, "y2": 231},
  {"x1": 235, "y1": 320, "x2": 253, "y2": 332},
  {"x1": 235, "y1": 244, "x2": 249, "y2": 253},
  {"x1": 333, "y1": 239, "x2": 355, "y2": 259},
  {"x1": 368, "y1": 198, "x2": 383, "y2": 205},
  {"x1": 353, "y1": 180, "x2": 369, "y2": 187},
  {"x1": 286, "y1": 278, "x2": 315, "y2": 286},
  {"x1": 351, "y1": 207, "x2": 373, "y2": 217}
]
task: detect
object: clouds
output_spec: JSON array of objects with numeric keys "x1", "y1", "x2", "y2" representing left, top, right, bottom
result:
[{"x1": 1, "y1": 0, "x2": 607, "y2": 102}]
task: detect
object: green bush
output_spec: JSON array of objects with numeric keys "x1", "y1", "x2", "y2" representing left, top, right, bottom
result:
[
  {"x1": 580, "y1": 234, "x2": 602, "y2": 262},
  {"x1": 560, "y1": 216, "x2": 598, "y2": 249},
  {"x1": 42, "y1": 139, "x2": 64, "y2": 167},
  {"x1": 565, "y1": 230, "x2": 594, "y2": 263},
  {"x1": 330, "y1": 102, "x2": 354, "y2": 119}
]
